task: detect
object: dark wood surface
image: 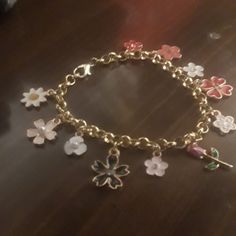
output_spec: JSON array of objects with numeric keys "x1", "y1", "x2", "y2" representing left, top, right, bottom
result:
[{"x1": 1, "y1": 1, "x2": 236, "y2": 235}]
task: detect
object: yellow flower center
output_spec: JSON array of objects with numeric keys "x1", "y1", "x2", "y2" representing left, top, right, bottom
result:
[{"x1": 29, "y1": 93, "x2": 39, "y2": 100}]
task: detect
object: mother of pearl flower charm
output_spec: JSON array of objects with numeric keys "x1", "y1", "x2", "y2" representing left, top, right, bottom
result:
[
  {"x1": 64, "y1": 135, "x2": 87, "y2": 156},
  {"x1": 144, "y1": 155, "x2": 168, "y2": 177},
  {"x1": 27, "y1": 119, "x2": 58, "y2": 145},
  {"x1": 213, "y1": 113, "x2": 236, "y2": 134}
]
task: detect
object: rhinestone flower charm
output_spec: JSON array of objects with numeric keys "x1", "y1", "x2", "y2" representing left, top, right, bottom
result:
[
  {"x1": 124, "y1": 40, "x2": 143, "y2": 52},
  {"x1": 91, "y1": 155, "x2": 130, "y2": 189},
  {"x1": 27, "y1": 119, "x2": 58, "y2": 145},
  {"x1": 200, "y1": 76, "x2": 233, "y2": 99},
  {"x1": 213, "y1": 114, "x2": 236, "y2": 134},
  {"x1": 64, "y1": 135, "x2": 87, "y2": 156},
  {"x1": 144, "y1": 155, "x2": 168, "y2": 177},
  {"x1": 21, "y1": 88, "x2": 48, "y2": 107},
  {"x1": 156, "y1": 44, "x2": 182, "y2": 60},
  {"x1": 183, "y1": 62, "x2": 204, "y2": 77}
]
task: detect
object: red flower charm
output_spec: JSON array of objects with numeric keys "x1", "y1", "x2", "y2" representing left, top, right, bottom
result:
[
  {"x1": 123, "y1": 40, "x2": 143, "y2": 52},
  {"x1": 200, "y1": 76, "x2": 233, "y2": 99},
  {"x1": 156, "y1": 44, "x2": 182, "y2": 60}
]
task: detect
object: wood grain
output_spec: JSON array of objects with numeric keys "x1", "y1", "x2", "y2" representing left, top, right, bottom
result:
[{"x1": 0, "y1": 0, "x2": 236, "y2": 235}]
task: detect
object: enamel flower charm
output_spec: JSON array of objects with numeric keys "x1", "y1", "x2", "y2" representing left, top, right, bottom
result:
[
  {"x1": 21, "y1": 88, "x2": 48, "y2": 107},
  {"x1": 91, "y1": 155, "x2": 130, "y2": 189},
  {"x1": 144, "y1": 155, "x2": 168, "y2": 177},
  {"x1": 183, "y1": 62, "x2": 204, "y2": 77},
  {"x1": 124, "y1": 40, "x2": 143, "y2": 52},
  {"x1": 213, "y1": 113, "x2": 236, "y2": 134},
  {"x1": 200, "y1": 76, "x2": 233, "y2": 99},
  {"x1": 64, "y1": 135, "x2": 87, "y2": 156},
  {"x1": 27, "y1": 119, "x2": 58, "y2": 145},
  {"x1": 156, "y1": 44, "x2": 182, "y2": 60}
]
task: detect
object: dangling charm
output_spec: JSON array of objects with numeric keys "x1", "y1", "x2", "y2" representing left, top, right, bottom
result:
[
  {"x1": 64, "y1": 134, "x2": 87, "y2": 156},
  {"x1": 91, "y1": 146, "x2": 130, "y2": 190},
  {"x1": 212, "y1": 111, "x2": 236, "y2": 134},
  {"x1": 200, "y1": 76, "x2": 233, "y2": 99},
  {"x1": 144, "y1": 151, "x2": 168, "y2": 177},
  {"x1": 21, "y1": 88, "x2": 48, "y2": 108},
  {"x1": 187, "y1": 142, "x2": 233, "y2": 170},
  {"x1": 27, "y1": 118, "x2": 59, "y2": 145}
]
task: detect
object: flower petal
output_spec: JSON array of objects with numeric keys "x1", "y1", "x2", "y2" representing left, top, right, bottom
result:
[
  {"x1": 32, "y1": 100, "x2": 40, "y2": 107},
  {"x1": 188, "y1": 71, "x2": 197, "y2": 77},
  {"x1": 159, "y1": 161, "x2": 168, "y2": 170},
  {"x1": 92, "y1": 160, "x2": 107, "y2": 174},
  {"x1": 155, "y1": 169, "x2": 165, "y2": 177},
  {"x1": 73, "y1": 143, "x2": 87, "y2": 156},
  {"x1": 108, "y1": 175, "x2": 123, "y2": 189},
  {"x1": 34, "y1": 119, "x2": 45, "y2": 129},
  {"x1": 206, "y1": 88, "x2": 222, "y2": 99},
  {"x1": 144, "y1": 159, "x2": 153, "y2": 167},
  {"x1": 36, "y1": 87, "x2": 44, "y2": 93},
  {"x1": 201, "y1": 79, "x2": 214, "y2": 90},
  {"x1": 220, "y1": 85, "x2": 233, "y2": 97},
  {"x1": 20, "y1": 97, "x2": 27, "y2": 103},
  {"x1": 107, "y1": 155, "x2": 119, "y2": 169},
  {"x1": 45, "y1": 120, "x2": 57, "y2": 131},
  {"x1": 152, "y1": 156, "x2": 162, "y2": 164},
  {"x1": 45, "y1": 131, "x2": 57, "y2": 140},
  {"x1": 146, "y1": 167, "x2": 156, "y2": 176},
  {"x1": 33, "y1": 136, "x2": 45, "y2": 145},
  {"x1": 115, "y1": 165, "x2": 130, "y2": 177},
  {"x1": 92, "y1": 174, "x2": 109, "y2": 187},
  {"x1": 27, "y1": 128, "x2": 39, "y2": 138},
  {"x1": 211, "y1": 77, "x2": 225, "y2": 86},
  {"x1": 64, "y1": 142, "x2": 74, "y2": 155},
  {"x1": 69, "y1": 136, "x2": 84, "y2": 144}
]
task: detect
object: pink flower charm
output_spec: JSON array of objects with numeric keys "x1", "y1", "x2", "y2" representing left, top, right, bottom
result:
[
  {"x1": 200, "y1": 76, "x2": 233, "y2": 99},
  {"x1": 123, "y1": 40, "x2": 143, "y2": 52},
  {"x1": 144, "y1": 155, "x2": 168, "y2": 177},
  {"x1": 156, "y1": 44, "x2": 182, "y2": 60},
  {"x1": 27, "y1": 119, "x2": 58, "y2": 145}
]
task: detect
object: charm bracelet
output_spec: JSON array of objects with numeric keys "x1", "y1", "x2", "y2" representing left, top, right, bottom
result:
[{"x1": 21, "y1": 40, "x2": 235, "y2": 190}]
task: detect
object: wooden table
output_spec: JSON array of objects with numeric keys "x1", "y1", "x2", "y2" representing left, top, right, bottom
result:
[{"x1": 0, "y1": 0, "x2": 236, "y2": 235}]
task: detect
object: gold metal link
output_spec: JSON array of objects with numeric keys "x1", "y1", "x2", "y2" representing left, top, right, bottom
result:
[{"x1": 50, "y1": 50, "x2": 212, "y2": 152}]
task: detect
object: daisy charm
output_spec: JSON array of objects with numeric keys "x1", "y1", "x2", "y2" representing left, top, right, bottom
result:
[
  {"x1": 21, "y1": 88, "x2": 48, "y2": 108},
  {"x1": 144, "y1": 155, "x2": 168, "y2": 177},
  {"x1": 183, "y1": 62, "x2": 204, "y2": 78},
  {"x1": 64, "y1": 135, "x2": 87, "y2": 156},
  {"x1": 27, "y1": 119, "x2": 58, "y2": 145},
  {"x1": 213, "y1": 113, "x2": 236, "y2": 134}
]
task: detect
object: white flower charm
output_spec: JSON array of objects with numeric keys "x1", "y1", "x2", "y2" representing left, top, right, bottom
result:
[
  {"x1": 213, "y1": 114, "x2": 236, "y2": 134},
  {"x1": 183, "y1": 62, "x2": 204, "y2": 77},
  {"x1": 144, "y1": 155, "x2": 168, "y2": 177},
  {"x1": 27, "y1": 119, "x2": 58, "y2": 145},
  {"x1": 21, "y1": 88, "x2": 48, "y2": 107},
  {"x1": 64, "y1": 135, "x2": 87, "y2": 156}
]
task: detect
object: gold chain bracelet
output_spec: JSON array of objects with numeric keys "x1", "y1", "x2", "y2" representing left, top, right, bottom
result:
[{"x1": 21, "y1": 41, "x2": 235, "y2": 190}]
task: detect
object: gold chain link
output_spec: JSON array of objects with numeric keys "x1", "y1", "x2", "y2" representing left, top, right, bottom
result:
[{"x1": 49, "y1": 50, "x2": 213, "y2": 152}]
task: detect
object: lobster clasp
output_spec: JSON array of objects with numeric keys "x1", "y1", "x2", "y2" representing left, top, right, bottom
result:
[{"x1": 73, "y1": 64, "x2": 92, "y2": 78}]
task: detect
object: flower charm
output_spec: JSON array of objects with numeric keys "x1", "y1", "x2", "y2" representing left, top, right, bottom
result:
[
  {"x1": 27, "y1": 119, "x2": 58, "y2": 145},
  {"x1": 213, "y1": 114, "x2": 236, "y2": 134},
  {"x1": 200, "y1": 76, "x2": 233, "y2": 99},
  {"x1": 144, "y1": 155, "x2": 168, "y2": 177},
  {"x1": 91, "y1": 155, "x2": 130, "y2": 189},
  {"x1": 21, "y1": 88, "x2": 48, "y2": 107},
  {"x1": 183, "y1": 62, "x2": 204, "y2": 77},
  {"x1": 156, "y1": 44, "x2": 182, "y2": 60},
  {"x1": 123, "y1": 40, "x2": 143, "y2": 52},
  {"x1": 64, "y1": 135, "x2": 87, "y2": 156}
]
